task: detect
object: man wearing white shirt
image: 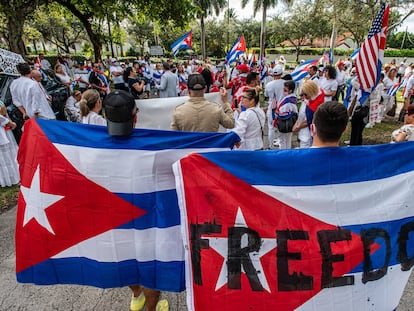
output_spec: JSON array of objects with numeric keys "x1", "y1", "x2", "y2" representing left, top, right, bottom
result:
[
  {"x1": 39, "y1": 54, "x2": 51, "y2": 70},
  {"x1": 10, "y1": 62, "x2": 55, "y2": 120},
  {"x1": 335, "y1": 61, "x2": 347, "y2": 102},
  {"x1": 264, "y1": 65, "x2": 285, "y2": 148},
  {"x1": 110, "y1": 58, "x2": 126, "y2": 91}
]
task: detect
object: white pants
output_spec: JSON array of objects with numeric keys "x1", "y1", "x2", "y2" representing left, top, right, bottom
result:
[{"x1": 279, "y1": 132, "x2": 293, "y2": 149}]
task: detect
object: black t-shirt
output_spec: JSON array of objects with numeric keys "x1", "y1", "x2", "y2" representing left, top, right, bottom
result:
[
  {"x1": 128, "y1": 77, "x2": 143, "y2": 99},
  {"x1": 89, "y1": 71, "x2": 104, "y2": 88}
]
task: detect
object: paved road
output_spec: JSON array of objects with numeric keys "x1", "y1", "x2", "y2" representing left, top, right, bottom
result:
[{"x1": 1, "y1": 206, "x2": 413, "y2": 310}]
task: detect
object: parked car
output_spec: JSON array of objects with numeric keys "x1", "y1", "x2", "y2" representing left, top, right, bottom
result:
[{"x1": 0, "y1": 69, "x2": 69, "y2": 143}]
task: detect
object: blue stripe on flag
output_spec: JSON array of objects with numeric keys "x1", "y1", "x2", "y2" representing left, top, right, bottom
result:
[
  {"x1": 344, "y1": 215, "x2": 414, "y2": 273},
  {"x1": 199, "y1": 143, "x2": 414, "y2": 186},
  {"x1": 37, "y1": 119, "x2": 240, "y2": 150},
  {"x1": 17, "y1": 258, "x2": 185, "y2": 291},
  {"x1": 116, "y1": 190, "x2": 180, "y2": 229}
]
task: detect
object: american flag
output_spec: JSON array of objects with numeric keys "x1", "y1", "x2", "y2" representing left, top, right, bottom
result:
[{"x1": 355, "y1": 3, "x2": 390, "y2": 92}]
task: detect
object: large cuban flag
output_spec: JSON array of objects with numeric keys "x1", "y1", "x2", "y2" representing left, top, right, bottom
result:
[
  {"x1": 173, "y1": 145, "x2": 414, "y2": 310},
  {"x1": 16, "y1": 119, "x2": 240, "y2": 291},
  {"x1": 291, "y1": 59, "x2": 319, "y2": 83}
]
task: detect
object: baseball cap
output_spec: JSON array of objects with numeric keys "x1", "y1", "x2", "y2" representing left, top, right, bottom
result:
[
  {"x1": 103, "y1": 90, "x2": 137, "y2": 136},
  {"x1": 273, "y1": 65, "x2": 283, "y2": 75},
  {"x1": 236, "y1": 63, "x2": 250, "y2": 73},
  {"x1": 187, "y1": 73, "x2": 206, "y2": 90}
]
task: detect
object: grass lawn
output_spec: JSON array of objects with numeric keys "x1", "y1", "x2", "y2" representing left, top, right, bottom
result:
[{"x1": 0, "y1": 184, "x2": 19, "y2": 213}]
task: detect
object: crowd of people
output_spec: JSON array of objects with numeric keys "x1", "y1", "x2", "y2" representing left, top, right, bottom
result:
[
  {"x1": 38, "y1": 52, "x2": 413, "y2": 148},
  {"x1": 1, "y1": 54, "x2": 413, "y2": 181},
  {"x1": 0, "y1": 52, "x2": 414, "y2": 311}
]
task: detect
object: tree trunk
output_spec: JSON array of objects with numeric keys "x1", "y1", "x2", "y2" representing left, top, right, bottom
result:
[
  {"x1": 32, "y1": 40, "x2": 38, "y2": 55},
  {"x1": 296, "y1": 46, "x2": 300, "y2": 63},
  {"x1": 260, "y1": 6, "x2": 267, "y2": 60},
  {"x1": 201, "y1": 15, "x2": 206, "y2": 60},
  {"x1": 57, "y1": 0, "x2": 102, "y2": 61},
  {"x1": 107, "y1": 14, "x2": 114, "y2": 57},
  {"x1": 7, "y1": 16, "x2": 26, "y2": 55}
]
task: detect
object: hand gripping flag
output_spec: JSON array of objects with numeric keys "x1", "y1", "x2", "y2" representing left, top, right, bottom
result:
[
  {"x1": 171, "y1": 31, "x2": 193, "y2": 56},
  {"x1": 15, "y1": 119, "x2": 239, "y2": 290},
  {"x1": 355, "y1": 3, "x2": 390, "y2": 101},
  {"x1": 226, "y1": 34, "x2": 246, "y2": 66},
  {"x1": 291, "y1": 59, "x2": 319, "y2": 82},
  {"x1": 174, "y1": 144, "x2": 414, "y2": 311}
]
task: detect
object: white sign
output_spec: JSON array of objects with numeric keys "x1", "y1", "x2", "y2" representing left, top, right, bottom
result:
[{"x1": 150, "y1": 46, "x2": 164, "y2": 56}]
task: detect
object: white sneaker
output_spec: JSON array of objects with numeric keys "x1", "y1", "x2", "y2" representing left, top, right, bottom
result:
[
  {"x1": 365, "y1": 123, "x2": 374, "y2": 128},
  {"x1": 273, "y1": 139, "x2": 280, "y2": 147}
]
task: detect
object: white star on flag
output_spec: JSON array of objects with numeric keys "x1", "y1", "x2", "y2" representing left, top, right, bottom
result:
[
  {"x1": 21, "y1": 165, "x2": 64, "y2": 235},
  {"x1": 207, "y1": 207, "x2": 277, "y2": 292}
]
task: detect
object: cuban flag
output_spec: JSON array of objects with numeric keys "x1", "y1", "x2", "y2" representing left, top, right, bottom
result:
[
  {"x1": 387, "y1": 82, "x2": 403, "y2": 97},
  {"x1": 355, "y1": 3, "x2": 390, "y2": 105},
  {"x1": 226, "y1": 35, "x2": 247, "y2": 66},
  {"x1": 351, "y1": 48, "x2": 360, "y2": 61},
  {"x1": 329, "y1": 47, "x2": 334, "y2": 64},
  {"x1": 171, "y1": 31, "x2": 193, "y2": 56},
  {"x1": 291, "y1": 59, "x2": 319, "y2": 82},
  {"x1": 174, "y1": 144, "x2": 414, "y2": 311},
  {"x1": 258, "y1": 53, "x2": 267, "y2": 82},
  {"x1": 248, "y1": 52, "x2": 256, "y2": 68},
  {"x1": 16, "y1": 119, "x2": 240, "y2": 291}
]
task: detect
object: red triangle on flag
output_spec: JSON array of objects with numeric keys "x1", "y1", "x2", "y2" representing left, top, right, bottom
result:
[
  {"x1": 16, "y1": 120, "x2": 146, "y2": 272},
  {"x1": 180, "y1": 154, "x2": 378, "y2": 310}
]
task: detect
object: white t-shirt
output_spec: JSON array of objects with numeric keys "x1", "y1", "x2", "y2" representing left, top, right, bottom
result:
[
  {"x1": 40, "y1": 59, "x2": 51, "y2": 70},
  {"x1": 82, "y1": 111, "x2": 107, "y2": 126},
  {"x1": 232, "y1": 107, "x2": 265, "y2": 150},
  {"x1": 336, "y1": 69, "x2": 347, "y2": 86},
  {"x1": 110, "y1": 65, "x2": 125, "y2": 84},
  {"x1": 265, "y1": 79, "x2": 285, "y2": 108},
  {"x1": 319, "y1": 78, "x2": 338, "y2": 102},
  {"x1": 56, "y1": 72, "x2": 71, "y2": 84},
  {"x1": 297, "y1": 102, "x2": 311, "y2": 146},
  {"x1": 403, "y1": 75, "x2": 414, "y2": 98}
]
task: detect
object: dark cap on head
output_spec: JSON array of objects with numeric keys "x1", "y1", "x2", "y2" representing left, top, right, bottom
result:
[
  {"x1": 103, "y1": 90, "x2": 137, "y2": 136},
  {"x1": 187, "y1": 73, "x2": 206, "y2": 90}
]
